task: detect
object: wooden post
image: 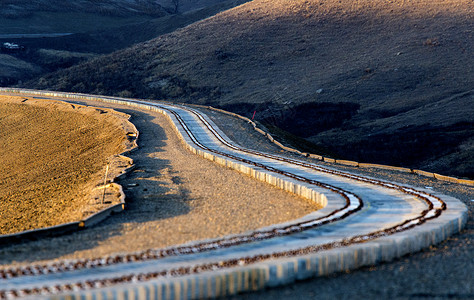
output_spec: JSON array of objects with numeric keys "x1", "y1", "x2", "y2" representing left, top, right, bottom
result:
[{"x1": 102, "y1": 164, "x2": 109, "y2": 204}]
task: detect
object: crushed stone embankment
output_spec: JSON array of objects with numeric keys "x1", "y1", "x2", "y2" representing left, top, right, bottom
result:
[{"x1": 0, "y1": 98, "x2": 320, "y2": 267}]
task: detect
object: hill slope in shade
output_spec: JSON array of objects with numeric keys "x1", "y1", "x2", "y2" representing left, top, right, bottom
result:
[
  {"x1": 0, "y1": 0, "x2": 250, "y2": 86},
  {"x1": 0, "y1": 0, "x2": 165, "y2": 19},
  {"x1": 25, "y1": 0, "x2": 474, "y2": 178}
]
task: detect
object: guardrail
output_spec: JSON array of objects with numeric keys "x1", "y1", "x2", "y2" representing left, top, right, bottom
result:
[
  {"x1": 2, "y1": 86, "x2": 473, "y2": 188},
  {"x1": 2, "y1": 86, "x2": 472, "y2": 187}
]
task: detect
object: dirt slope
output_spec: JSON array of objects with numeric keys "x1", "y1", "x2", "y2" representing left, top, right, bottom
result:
[
  {"x1": 25, "y1": 0, "x2": 474, "y2": 177},
  {"x1": 0, "y1": 96, "x2": 127, "y2": 235}
]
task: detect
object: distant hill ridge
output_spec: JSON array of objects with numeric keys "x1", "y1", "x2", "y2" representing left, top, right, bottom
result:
[
  {"x1": 0, "y1": 0, "x2": 167, "y2": 17},
  {"x1": 24, "y1": 0, "x2": 474, "y2": 178}
]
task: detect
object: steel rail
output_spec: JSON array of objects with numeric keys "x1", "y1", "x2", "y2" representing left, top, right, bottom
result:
[
  {"x1": 0, "y1": 101, "x2": 364, "y2": 280},
  {"x1": 0, "y1": 96, "x2": 451, "y2": 299},
  {"x1": 182, "y1": 105, "x2": 445, "y2": 214}
]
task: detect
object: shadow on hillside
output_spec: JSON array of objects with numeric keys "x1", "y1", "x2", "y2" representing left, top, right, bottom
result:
[{"x1": 21, "y1": 0, "x2": 474, "y2": 179}]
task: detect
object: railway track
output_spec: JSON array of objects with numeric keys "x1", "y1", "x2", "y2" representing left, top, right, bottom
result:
[{"x1": 0, "y1": 90, "x2": 468, "y2": 299}]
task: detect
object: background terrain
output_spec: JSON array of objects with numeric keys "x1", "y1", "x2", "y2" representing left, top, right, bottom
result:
[
  {"x1": 0, "y1": 0, "x2": 249, "y2": 84},
  {"x1": 2, "y1": 0, "x2": 473, "y2": 178}
]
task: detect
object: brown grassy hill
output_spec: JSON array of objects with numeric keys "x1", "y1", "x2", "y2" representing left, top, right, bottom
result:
[
  {"x1": 0, "y1": 96, "x2": 127, "y2": 234},
  {"x1": 25, "y1": 0, "x2": 474, "y2": 178}
]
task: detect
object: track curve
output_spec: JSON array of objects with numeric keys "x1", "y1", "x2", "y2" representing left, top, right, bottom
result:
[{"x1": 0, "y1": 90, "x2": 468, "y2": 300}]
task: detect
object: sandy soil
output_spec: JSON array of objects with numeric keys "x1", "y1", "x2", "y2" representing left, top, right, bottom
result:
[
  {"x1": 0, "y1": 98, "x2": 320, "y2": 266},
  {"x1": 0, "y1": 96, "x2": 132, "y2": 235}
]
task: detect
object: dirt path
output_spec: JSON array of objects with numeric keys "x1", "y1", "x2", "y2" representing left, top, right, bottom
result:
[{"x1": 0, "y1": 98, "x2": 319, "y2": 267}]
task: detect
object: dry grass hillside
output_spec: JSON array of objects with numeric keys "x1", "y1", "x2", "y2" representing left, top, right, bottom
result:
[
  {"x1": 25, "y1": 0, "x2": 474, "y2": 178},
  {"x1": 0, "y1": 96, "x2": 127, "y2": 234}
]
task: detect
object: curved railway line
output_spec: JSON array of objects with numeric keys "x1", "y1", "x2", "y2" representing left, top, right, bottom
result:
[{"x1": 0, "y1": 90, "x2": 468, "y2": 299}]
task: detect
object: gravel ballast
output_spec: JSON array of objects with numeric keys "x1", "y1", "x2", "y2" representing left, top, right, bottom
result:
[
  {"x1": 0, "y1": 98, "x2": 320, "y2": 267},
  {"x1": 197, "y1": 107, "x2": 473, "y2": 299},
  {"x1": 0, "y1": 96, "x2": 472, "y2": 298}
]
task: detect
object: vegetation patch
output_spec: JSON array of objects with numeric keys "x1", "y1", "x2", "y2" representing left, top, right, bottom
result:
[{"x1": 219, "y1": 101, "x2": 360, "y2": 137}]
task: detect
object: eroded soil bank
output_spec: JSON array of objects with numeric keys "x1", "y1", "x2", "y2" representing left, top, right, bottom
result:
[{"x1": 0, "y1": 96, "x2": 131, "y2": 234}]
